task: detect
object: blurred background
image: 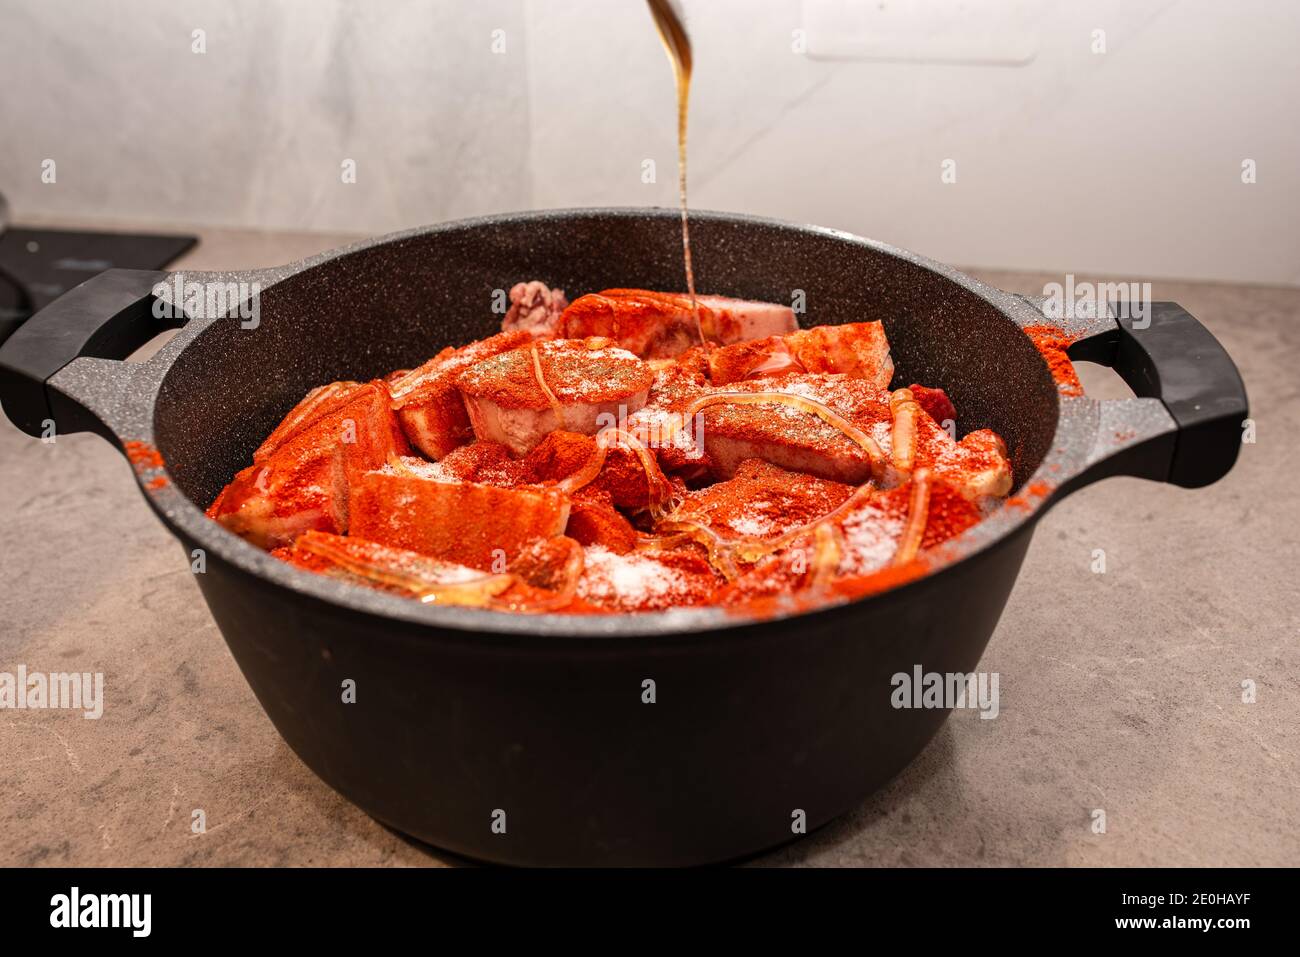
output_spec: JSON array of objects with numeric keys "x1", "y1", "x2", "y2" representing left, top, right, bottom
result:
[{"x1": 1, "y1": 0, "x2": 1296, "y2": 284}]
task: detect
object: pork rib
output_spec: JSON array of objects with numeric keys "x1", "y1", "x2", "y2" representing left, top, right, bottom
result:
[
  {"x1": 706, "y1": 322, "x2": 894, "y2": 389},
  {"x1": 207, "y1": 380, "x2": 410, "y2": 549},
  {"x1": 559, "y1": 289, "x2": 797, "y2": 358},
  {"x1": 348, "y1": 471, "x2": 570, "y2": 570},
  {"x1": 389, "y1": 330, "x2": 533, "y2": 460},
  {"x1": 458, "y1": 338, "x2": 655, "y2": 456}
]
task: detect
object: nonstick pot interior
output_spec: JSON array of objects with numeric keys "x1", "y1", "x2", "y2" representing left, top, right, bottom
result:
[{"x1": 152, "y1": 210, "x2": 1060, "y2": 513}]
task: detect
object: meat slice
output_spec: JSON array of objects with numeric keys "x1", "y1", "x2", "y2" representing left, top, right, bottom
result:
[
  {"x1": 649, "y1": 343, "x2": 712, "y2": 386},
  {"x1": 253, "y1": 380, "x2": 365, "y2": 462},
  {"x1": 559, "y1": 289, "x2": 797, "y2": 359},
  {"x1": 673, "y1": 459, "x2": 855, "y2": 540},
  {"x1": 644, "y1": 375, "x2": 894, "y2": 485},
  {"x1": 389, "y1": 330, "x2": 533, "y2": 460},
  {"x1": 628, "y1": 373, "x2": 1011, "y2": 499},
  {"x1": 207, "y1": 380, "x2": 410, "y2": 549},
  {"x1": 458, "y1": 338, "x2": 655, "y2": 456},
  {"x1": 576, "y1": 544, "x2": 721, "y2": 612},
  {"x1": 869, "y1": 478, "x2": 983, "y2": 551},
  {"x1": 786, "y1": 323, "x2": 893, "y2": 387},
  {"x1": 501, "y1": 280, "x2": 568, "y2": 338},
  {"x1": 419, "y1": 441, "x2": 532, "y2": 487},
  {"x1": 275, "y1": 530, "x2": 591, "y2": 610},
  {"x1": 523, "y1": 430, "x2": 674, "y2": 510},
  {"x1": 502, "y1": 536, "x2": 586, "y2": 598},
  {"x1": 706, "y1": 426, "x2": 875, "y2": 485},
  {"x1": 706, "y1": 322, "x2": 894, "y2": 390},
  {"x1": 564, "y1": 489, "x2": 638, "y2": 554},
  {"x1": 706, "y1": 337, "x2": 803, "y2": 385},
  {"x1": 348, "y1": 471, "x2": 570, "y2": 570},
  {"x1": 910, "y1": 384, "x2": 957, "y2": 429},
  {"x1": 523, "y1": 430, "x2": 600, "y2": 483},
  {"x1": 371, "y1": 443, "x2": 533, "y2": 489},
  {"x1": 274, "y1": 530, "x2": 505, "y2": 598},
  {"x1": 664, "y1": 460, "x2": 988, "y2": 602},
  {"x1": 932, "y1": 428, "x2": 1013, "y2": 501},
  {"x1": 664, "y1": 460, "x2": 859, "y2": 600}
]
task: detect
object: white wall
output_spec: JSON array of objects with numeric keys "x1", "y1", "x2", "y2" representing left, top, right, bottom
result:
[
  {"x1": 0, "y1": 0, "x2": 534, "y2": 230},
  {"x1": 2, "y1": 0, "x2": 1297, "y2": 284}
]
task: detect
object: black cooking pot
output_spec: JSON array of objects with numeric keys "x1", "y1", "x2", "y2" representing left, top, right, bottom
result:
[{"x1": 0, "y1": 209, "x2": 1247, "y2": 866}]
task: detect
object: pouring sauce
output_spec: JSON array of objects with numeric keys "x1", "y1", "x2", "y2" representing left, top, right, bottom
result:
[{"x1": 646, "y1": 0, "x2": 703, "y2": 344}]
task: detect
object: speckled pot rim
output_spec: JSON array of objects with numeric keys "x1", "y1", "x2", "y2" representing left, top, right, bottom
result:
[{"x1": 49, "y1": 207, "x2": 1178, "y2": 639}]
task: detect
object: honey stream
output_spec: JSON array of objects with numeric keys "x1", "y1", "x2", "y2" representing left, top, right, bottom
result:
[{"x1": 646, "y1": 0, "x2": 703, "y2": 344}]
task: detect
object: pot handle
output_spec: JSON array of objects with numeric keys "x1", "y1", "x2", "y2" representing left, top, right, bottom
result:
[
  {"x1": 1066, "y1": 302, "x2": 1248, "y2": 488},
  {"x1": 0, "y1": 268, "x2": 173, "y2": 439}
]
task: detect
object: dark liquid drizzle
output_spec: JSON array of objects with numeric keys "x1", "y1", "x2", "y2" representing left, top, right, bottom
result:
[{"x1": 646, "y1": 0, "x2": 703, "y2": 344}]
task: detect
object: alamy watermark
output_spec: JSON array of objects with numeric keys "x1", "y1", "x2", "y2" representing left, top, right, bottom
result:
[
  {"x1": 1042, "y1": 274, "x2": 1152, "y2": 328},
  {"x1": 152, "y1": 272, "x2": 260, "y2": 329},
  {"x1": 50, "y1": 887, "x2": 150, "y2": 937},
  {"x1": 891, "y1": 666, "x2": 999, "y2": 719},
  {"x1": 0, "y1": 666, "x2": 103, "y2": 719}
]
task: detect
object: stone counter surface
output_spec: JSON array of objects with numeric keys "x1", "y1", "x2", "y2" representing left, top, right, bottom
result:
[{"x1": 1, "y1": 224, "x2": 1296, "y2": 867}]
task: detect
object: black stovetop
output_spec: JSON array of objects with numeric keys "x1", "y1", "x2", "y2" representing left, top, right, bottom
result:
[{"x1": 0, "y1": 226, "x2": 196, "y2": 344}]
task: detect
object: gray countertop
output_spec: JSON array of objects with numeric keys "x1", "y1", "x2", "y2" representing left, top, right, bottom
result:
[{"x1": 2, "y1": 224, "x2": 1296, "y2": 867}]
